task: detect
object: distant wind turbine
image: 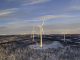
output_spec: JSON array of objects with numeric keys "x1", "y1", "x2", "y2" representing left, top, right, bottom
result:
[
  {"x1": 30, "y1": 19, "x2": 45, "y2": 48},
  {"x1": 61, "y1": 32, "x2": 66, "y2": 42},
  {"x1": 32, "y1": 26, "x2": 35, "y2": 42},
  {"x1": 63, "y1": 33, "x2": 66, "y2": 42},
  {"x1": 63, "y1": 31, "x2": 69, "y2": 42}
]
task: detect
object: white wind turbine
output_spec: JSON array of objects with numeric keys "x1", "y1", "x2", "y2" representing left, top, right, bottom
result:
[
  {"x1": 31, "y1": 20, "x2": 39, "y2": 42},
  {"x1": 32, "y1": 25, "x2": 35, "y2": 42},
  {"x1": 62, "y1": 30, "x2": 70, "y2": 42},
  {"x1": 29, "y1": 20, "x2": 45, "y2": 48},
  {"x1": 29, "y1": 17, "x2": 46, "y2": 48},
  {"x1": 39, "y1": 19, "x2": 45, "y2": 48},
  {"x1": 63, "y1": 33, "x2": 66, "y2": 42}
]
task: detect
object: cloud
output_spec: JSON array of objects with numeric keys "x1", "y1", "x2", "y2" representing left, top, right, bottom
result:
[
  {"x1": 0, "y1": 22, "x2": 80, "y2": 35},
  {"x1": 1, "y1": 0, "x2": 51, "y2": 6},
  {"x1": 23, "y1": 0, "x2": 51, "y2": 5},
  {"x1": 35, "y1": 15, "x2": 75, "y2": 21},
  {"x1": 67, "y1": 6, "x2": 80, "y2": 12},
  {"x1": 0, "y1": 13, "x2": 79, "y2": 35},
  {"x1": 66, "y1": 0, "x2": 80, "y2": 11},
  {"x1": 0, "y1": 8, "x2": 18, "y2": 16},
  {"x1": 0, "y1": 20, "x2": 40, "y2": 35},
  {"x1": 43, "y1": 23, "x2": 80, "y2": 34},
  {"x1": 69, "y1": 6, "x2": 80, "y2": 11}
]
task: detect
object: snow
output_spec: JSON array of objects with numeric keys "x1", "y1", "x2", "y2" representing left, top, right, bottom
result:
[{"x1": 29, "y1": 41, "x2": 64, "y2": 49}]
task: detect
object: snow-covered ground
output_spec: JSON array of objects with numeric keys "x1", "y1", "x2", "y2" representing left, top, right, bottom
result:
[{"x1": 29, "y1": 41, "x2": 64, "y2": 49}]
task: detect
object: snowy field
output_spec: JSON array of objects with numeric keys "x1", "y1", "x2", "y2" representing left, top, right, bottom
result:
[
  {"x1": 0, "y1": 40, "x2": 80, "y2": 60},
  {"x1": 0, "y1": 34, "x2": 80, "y2": 60}
]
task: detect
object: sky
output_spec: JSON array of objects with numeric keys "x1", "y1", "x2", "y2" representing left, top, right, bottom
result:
[{"x1": 0, "y1": 0, "x2": 80, "y2": 35}]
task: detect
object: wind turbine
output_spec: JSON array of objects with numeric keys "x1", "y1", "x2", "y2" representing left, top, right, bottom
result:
[
  {"x1": 39, "y1": 19, "x2": 45, "y2": 48},
  {"x1": 32, "y1": 26, "x2": 35, "y2": 42},
  {"x1": 63, "y1": 33, "x2": 66, "y2": 42},
  {"x1": 63, "y1": 31, "x2": 69, "y2": 42},
  {"x1": 30, "y1": 19, "x2": 45, "y2": 48},
  {"x1": 61, "y1": 32, "x2": 66, "y2": 42}
]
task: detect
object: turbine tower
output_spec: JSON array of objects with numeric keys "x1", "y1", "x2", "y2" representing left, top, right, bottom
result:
[
  {"x1": 32, "y1": 26, "x2": 35, "y2": 42},
  {"x1": 39, "y1": 19, "x2": 44, "y2": 48},
  {"x1": 61, "y1": 32, "x2": 66, "y2": 42},
  {"x1": 63, "y1": 33, "x2": 66, "y2": 42},
  {"x1": 30, "y1": 19, "x2": 45, "y2": 48},
  {"x1": 63, "y1": 31, "x2": 68, "y2": 42}
]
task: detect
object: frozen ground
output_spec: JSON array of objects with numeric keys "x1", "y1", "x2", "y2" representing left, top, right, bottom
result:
[
  {"x1": 0, "y1": 40, "x2": 80, "y2": 60},
  {"x1": 29, "y1": 41, "x2": 64, "y2": 49},
  {"x1": 0, "y1": 34, "x2": 80, "y2": 60}
]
